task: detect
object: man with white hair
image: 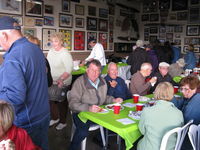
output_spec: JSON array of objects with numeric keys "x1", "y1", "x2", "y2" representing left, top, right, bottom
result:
[
  {"x1": 0, "y1": 16, "x2": 50, "y2": 150},
  {"x1": 130, "y1": 63, "x2": 157, "y2": 96},
  {"x1": 127, "y1": 40, "x2": 150, "y2": 75}
]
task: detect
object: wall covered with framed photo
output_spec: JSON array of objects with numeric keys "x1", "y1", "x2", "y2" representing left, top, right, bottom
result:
[
  {"x1": 0, "y1": 0, "x2": 22, "y2": 15},
  {"x1": 59, "y1": 29, "x2": 72, "y2": 50},
  {"x1": 25, "y1": 0, "x2": 43, "y2": 17},
  {"x1": 59, "y1": 13, "x2": 73, "y2": 28},
  {"x1": 74, "y1": 31, "x2": 85, "y2": 50},
  {"x1": 42, "y1": 28, "x2": 56, "y2": 51},
  {"x1": 87, "y1": 17, "x2": 97, "y2": 31}
]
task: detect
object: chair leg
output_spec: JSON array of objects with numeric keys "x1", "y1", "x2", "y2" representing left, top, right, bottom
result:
[
  {"x1": 70, "y1": 123, "x2": 76, "y2": 141},
  {"x1": 105, "y1": 129, "x2": 109, "y2": 147},
  {"x1": 117, "y1": 136, "x2": 121, "y2": 150},
  {"x1": 100, "y1": 126, "x2": 106, "y2": 149},
  {"x1": 81, "y1": 138, "x2": 87, "y2": 150}
]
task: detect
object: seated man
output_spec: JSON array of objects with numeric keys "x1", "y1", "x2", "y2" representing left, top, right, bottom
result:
[
  {"x1": 105, "y1": 62, "x2": 132, "y2": 100},
  {"x1": 68, "y1": 59, "x2": 122, "y2": 150},
  {"x1": 130, "y1": 63, "x2": 157, "y2": 96}
]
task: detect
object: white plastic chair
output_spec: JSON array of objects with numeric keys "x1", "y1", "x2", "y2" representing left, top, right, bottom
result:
[
  {"x1": 125, "y1": 79, "x2": 131, "y2": 89},
  {"x1": 160, "y1": 120, "x2": 193, "y2": 150},
  {"x1": 188, "y1": 124, "x2": 198, "y2": 150}
]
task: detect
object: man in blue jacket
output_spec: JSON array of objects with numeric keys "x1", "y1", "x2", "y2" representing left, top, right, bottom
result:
[{"x1": 0, "y1": 16, "x2": 50, "y2": 150}]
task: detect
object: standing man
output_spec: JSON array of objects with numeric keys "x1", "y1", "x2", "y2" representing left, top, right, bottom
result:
[
  {"x1": 0, "y1": 16, "x2": 50, "y2": 150},
  {"x1": 83, "y1": 39, "x2": 106, "y2": 67}
]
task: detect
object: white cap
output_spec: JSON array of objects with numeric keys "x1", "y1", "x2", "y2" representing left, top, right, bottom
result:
[{"x1": 159, "y1": 62, "x2": 170, "y2": 67}]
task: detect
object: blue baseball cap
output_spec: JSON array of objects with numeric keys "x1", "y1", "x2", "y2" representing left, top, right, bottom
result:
[{"x1": 0, "y1": 16, "x2": 21, "y2": 30}]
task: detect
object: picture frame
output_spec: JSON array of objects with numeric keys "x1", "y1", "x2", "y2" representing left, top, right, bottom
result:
[
  {"x1": 99, "y1": 19, "x2": 108, "y2": 32},
  {"x1": 150, "y1": 14, "x2": 159, "y2": 22},
  {"x1": 44, "y1": 16, "x2": 54, "y2": 26},
  {"x1": 35, "y1": 18, "x2": 43, "y2": 26},
  {"x1": 59, "y1": 29, "x2": 72, "y2": 50},
  {"x1": 24, "y1": 17, "x2": 35, "y2": 27},
  {"x1": 59, "y1": 13, "x2": 73, "y2": 28},
  {"x1": 189, "y1": 7, "x2": 200, "y2": 23},
  {"x1": 88, "y1": 6, "x2": 96, "y2": 16},
  {"x1": 87, "y1": 17, "x2": 97, "y2": 31},
  {"x1": 141, "y1": 14, "x2": 149, "y2": 21},
  {"x1": 190, "y1": 0, "x2": 199, "y2": 5},
  {"x1": 0, "y1": 0, "x2": 22, "y2": 15},
  {"x1": 23, "y1": 27, "x2": 36, "y2": 37},
  {"x1": 143, "y1": 1, "x2": 158, "y2": 13},
  {"x1": 109, "y1": 16, "x2": 114, "y2": 30},
  {"x1": 194, "y1": 46, "x2": 200, "y2": 53},
  {"x1": 149, "y1": 35, "x2": 157, "y2": 42},
  {"x1": 184, "y1": 38, "x2": 191, "y2": 45},
  {"x1": 166, "y1": 33, "x2": 173, "y2": 40},
  {"x1": 159, "y1": 33, "x2": 166, "y2": 39},
  {"x1": 99, "y1": 33, "x2": 108, "y2": 50},
  {"x1": 183, "y1": 46, "x2": 189, "y2": 53},
  {"x1": 109, "y1": 31, "x2": 113, "y2": 43},
  {"x1": 150, "y1": 27, "x2": 158, "y2": 34},
  {"x1": 175, "y1": 34, "x2": 181, "y2": 38},
  {"x1": 99, "y1": 8, "x2": 108, "y2": 18},
  {"x1": 191, "y1": 38, "x2": 200, "y2": 45},
  {"x1": 177, "y1": 12, "x2": 188, "y2": 21},
  {"x1": 169, "y1": 13, "x2": 177, "y2": 20},
  {"x1": 75, "y1": 5, "x2": 84, "y2": 15},
  {"x1": 75, "y1": 18, "x2": 84, "y2": 28},
  {"x1": 74, "y1": 31, "x2": 85, "y2": 50},
  {"x1": 87, "y1": 32, "x2": 97, "y2": 50},
  {"x1": 44, "y1": 5, "x2": 54, "y2": 14},
  {"x1": 166, "y1": 26, "x2": 174, "y2": 33},
  {"x1": 62, "y1": 0, "x2": 70, "y2": 12},
  {"x1": 172, "y1": 0, "x2": 188, "y2": 11},
  {"x1": 174, "y1": 25, "x2": 183, "y2": 33},
  {"x1": 159, "y1": 26, "x2": 166, "y2": 33},
  {"x1": 25, "y1": 0, "x2": 43, "y2": 17},
  {"x1": 12, "y1": 16, "x2": 23, "y2": 26},
  {"x1": 42, "y1": 28, "x2": 56, "y2": 51},
  {"x1": 108, "y1": 5, "x2": 115, "y2": 15},
  {"x1": 186, "y1": 25, "x2": 199, "y2": 36}
]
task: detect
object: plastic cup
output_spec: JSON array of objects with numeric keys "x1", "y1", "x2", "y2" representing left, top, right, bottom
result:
[
  {"x1": 132, "y1": 94, "x2": 139, "y2": 103},
  {"x1": 174, "y1": 86, "x2": 179, "y2": 94},
  {"x1": 149, "y1": 101, "x2": 155, "y2": 106},
  {"x1": 136, "y1": 103, "x2": 144, "y2": 111},
  {"x1": 114, "y1": 103, "x2": 121, "y2": 114}
]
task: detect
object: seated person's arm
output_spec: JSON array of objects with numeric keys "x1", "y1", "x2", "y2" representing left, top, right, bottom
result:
[
  {"x1": 138, "y1": 109, "x2": 147, "y2": 135},
  {"x1": 171, "y1": 97, "x2": 184, "y2": 110},
  {"x1": 131, "y1": 76, "x2": 151, "y2": 94}
]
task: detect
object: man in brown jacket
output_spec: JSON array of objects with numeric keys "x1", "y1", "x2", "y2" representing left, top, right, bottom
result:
[
  {"x1": 130, "y1": 63, "x2": 157, "y2": 96},
  {"x1": 68, "y1": 59, "x2": 122, "y2": 150}
]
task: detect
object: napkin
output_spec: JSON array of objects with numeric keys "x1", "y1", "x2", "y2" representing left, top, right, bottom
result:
[
  {"x1": 123, "y1": 103, "x2": 136, "y2": 108},
  {"x1": 116, "y1": 118, "x2": 136, "y2": 125}
]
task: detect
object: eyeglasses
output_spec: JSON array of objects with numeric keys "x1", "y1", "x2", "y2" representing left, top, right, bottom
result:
[{"x1": 180, "y1": 87, "x2": 190, "y2": 92}]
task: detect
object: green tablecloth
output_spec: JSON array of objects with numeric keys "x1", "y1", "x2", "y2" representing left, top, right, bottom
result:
[
  {"x1": 173, "y1": 76, "x2": 182, "y2": 83},
  {"x1": 78, "y1": 94, "x2": 153, "y2": 150},
  {"x1": 101, "y1": 62, "x2": 128, "y2": 74}
]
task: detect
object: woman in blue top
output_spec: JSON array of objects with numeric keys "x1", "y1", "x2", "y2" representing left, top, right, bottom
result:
[{"x1": 184, "y1": 44, "x2": 196, "y2": 69}]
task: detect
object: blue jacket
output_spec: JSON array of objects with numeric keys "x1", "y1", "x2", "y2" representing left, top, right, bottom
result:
[
  {"x1": 0, "y1": 37, "x2": 50, "y2": 129},
  {"x1": 184, "y1": 51, "x2": 196, "y2": 69},
  {"x1": 171, "y1": 46, "x2": 181, "y2": 63},
  {"x1": 172, "y1": 93, "x2": 200, "y2": 125},
  {"x1": 104, "y1": 75, "x2": 132, "y2": 100}
]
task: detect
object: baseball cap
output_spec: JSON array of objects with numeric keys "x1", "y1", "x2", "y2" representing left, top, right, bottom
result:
[
  {"x1": 0, "y1": 16, "x2": 21, "y2": 30},
  {"x1": 159, "y1": 62, "x2": 170, "y2": 67}
]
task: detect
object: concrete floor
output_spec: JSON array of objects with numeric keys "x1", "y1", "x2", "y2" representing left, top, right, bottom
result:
[{"x1": 48, "y1": 110, "x2": 131, "y2": 150}]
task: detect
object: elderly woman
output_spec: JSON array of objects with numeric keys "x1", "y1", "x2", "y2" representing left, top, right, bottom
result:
[
  {"x1": 0, "y1": 100, "x2": 40, "y2": 150},
  {"x1": 137, "y1": 82, "x2": 184, "y2": 150},
  {"x1": 47, "y1": 32, "x2": 73, "y2": 130},
  {"x1": 172, "y1": 76, "x2": 200, "y2": 150}
]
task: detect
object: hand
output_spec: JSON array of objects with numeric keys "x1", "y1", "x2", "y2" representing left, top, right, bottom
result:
[
  {"x1": 109, "y1": 80, "x2": 117, "y2": 88},
  {"x1": 89, "y1": 105, "x2": 101, "y2": 113},
  {"x1": 0, "y1": 139, "x2": 15, "y2": 150},
  {"x1": 149, "y1": 77, "x2": 157, "y2": 83},
  {"x1": 57, "y1": 79, "x2": 64, "y2": 88},
  {"x1": 113, "y1": 98, "x2": 123, "y2": 103}
]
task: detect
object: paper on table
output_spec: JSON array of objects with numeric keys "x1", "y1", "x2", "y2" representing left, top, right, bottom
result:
[
  {"x1": 116, "y1": 118, "x2": 136, "y2": 125},
  {"x1": 123, "y1": 103, "x2": 136, "y2": 108}
]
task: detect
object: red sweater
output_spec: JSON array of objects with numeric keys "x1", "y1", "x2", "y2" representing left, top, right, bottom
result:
[{"x1": 4, "y1": 125, "x2": 41, "y2": 150}]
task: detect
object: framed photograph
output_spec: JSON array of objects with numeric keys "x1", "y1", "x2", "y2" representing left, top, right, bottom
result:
[
  {"x1": 169, "y1": 13, "x2": 177, "y2": 20},
  {"x1": 159, "y1": 33, "x2": 166, "y2": 39},
  {"x1": 12, "y1": 16, "x2": 23, "y2": 26},
  {"x1": 109, "y1": 16, "x2": 114, "y2": 30},
  {"x1": 191, "y1": 38, "x2": 200, "y2": 45},
  {"x1": 99, "y1": 19, "x2": 108, "y2": 32},
  {"x1": 24, "y1": 17, "x2": 35, "y2": 27},
  {"x1": 189, "y1": 7, "x2": 200, "y2": 23},
  {"x1": 141, "y1": 14, "x2": 149, "y2": 21},
  {"x1": 159, "y1": 26, "x2": 166, "y2": 33},
  {"x1": 149, "y1": 35, "x2": 157, "y2": 42},
  {"x1": 175, "y1": 34, "x2": 181, "y2": 38},
  {"x1": 75, "y1": 4, "x2": 84, "y2": 15},
  {"x1": 166, "y1": 26, "x2": 174, "y2": 33},
  {"x1": 0, "y1": 0, "x2": 22, "y2": 15},
  {"x1": 59, "y1": 29, "x2": 72, "y2": 50},
  {"x1": 87, "y1": 32, "x2": 97, "y2": 50},
  {"x1": 184, "y1": 38, "x2": 191, "y2": 45},
  {"x1": 143, "y1": 1, "x2": 158, "y2": 13},
  {"x1": 44, "y1": 16, "x2": 54, "y2": 26},
  {"x1": 62, "y1": 0, "x2": 70, "y2": 12},
  {"x1": 183, "y1": 46, "x2": 189, "y2": 53},
  {"x1": 108, "y1": 5, "x2": 115, "y2": 15},
  {"x1": 87, "y1": 17, "x2": 97, "y2": 31},
  {"x1": 166, "y1": 33, "x2": 173, "y2": 40},
  {"x1": 42, "y1": 28, "x2": 56, "y2": 51},
  {"x1": 75, "y1": 18, "x2": 84, "y2": 28},
  {"x1": 88, "y1": 6, "x2": 96, "y2": 16},
  {"x1": 25, "y1": 0, "x2": 43, "y2": 17},
  {"x1": 99, "y1": 33, "x2": 108, "y2": 50},
  {"x1": 177, "y1": 12, "x2": 188, "y2": 21},
  {"x1": 194, "y1": 46, "x2": 200, "y2": 53},
  {"x1": 190, "y1": 0, "x2": 199, "y2": 5},
  {"x1": 99, "y1": 8, "x2": 108, "y2": 18},
  {"x1": 186, "y1": 25, "x2": 199, "y2": 36},
  {"x1": 144, "y1": 33, "x2": 149, "y2": 41},
  {"x1": 150, "y1": 14, "x2": 159, "y2": 22},
  {"x1": 44, "y1": 5, "x2": 53, "y2": 14},
  {"x1": 174, "y1": 25, "x2": 183, "y2": 33},
  {"x1": 59, "y1": 13, "x2": 73, "y2": 28},
  {"x1": 144, "y1": 27, "x2": 149, "y2": 33},
  {"x1": 35, "y1": 19, "x2": 43, "y2": 26},
  {"x1": 172, "y1": 0, "x2": 188, "y2": 11},
  {"x1": 159, "y1": 0, "x2": 170, "y2": 10},
  {"x1": 174, "y1": 39, "x2": 181, "y2": 45},
  {"x1": 109, "y1": 30, "x2": 113, "y2": 43},
  {"x1": 74, "y1": 31, "x2": 85, "y2": 50},
  {"x1": 23, "y1": 28, "x2": 36, "y2": 37},
  {"x1": 150, "y1": 27, "x2": 158, "y2": 34}
]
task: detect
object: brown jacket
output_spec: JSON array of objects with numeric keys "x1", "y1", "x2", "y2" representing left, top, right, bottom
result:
[
  {"x1": 130, "y1": 71, "x2": 151, "y2": 96},
  {"x1": 68, "y1": 74, "x2": 114, "y2": 113}
]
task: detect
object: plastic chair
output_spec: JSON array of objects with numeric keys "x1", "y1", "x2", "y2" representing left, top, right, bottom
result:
[
  {"x1": 125, "y1": 80, "x2": 131, "y2": 89},
  {"x1": 188, "y1": 124, "x2": 198, "y2": 150},
  {"x1": 160, "y1": 120, "x2": 193, "y2": 150}
]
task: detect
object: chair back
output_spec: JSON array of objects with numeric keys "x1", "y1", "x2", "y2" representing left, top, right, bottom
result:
[
  {"x1": 188, "y1": 124, "x2": 198, "y2": 150},
  {"x1": 125, "y1": 80, "x2": 131, "y2": 89}
]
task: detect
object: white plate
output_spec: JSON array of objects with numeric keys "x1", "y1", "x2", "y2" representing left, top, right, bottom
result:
[
  {"x1": 105, "y1": 104, "x2": 124, "y2": 111},
  {"x1": 97, "y1": 108, "x2": 109, "y2": 114},
  {"x1": 128, "y1": 111, "x2": 141, "y2": 120},
  {"x1": 123, "y1": 103, "x2": 136, "y2": 108},
  {"x1": 139, "y1": 96, "x2": 150, "y2": 102}
]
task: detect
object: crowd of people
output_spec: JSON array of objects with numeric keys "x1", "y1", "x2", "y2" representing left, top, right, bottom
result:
[{"x1": 0, "y1": 16, "x2": 199, "y2": 150}]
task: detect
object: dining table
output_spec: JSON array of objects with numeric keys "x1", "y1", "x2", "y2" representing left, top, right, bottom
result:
[{"x1": 78, "y1": 94, "x2": 154, "y2": 150}]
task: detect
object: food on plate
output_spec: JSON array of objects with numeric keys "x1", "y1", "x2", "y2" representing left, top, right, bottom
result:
[{"x1": 107, "y1": 105, "x2": 114, "y2": 109}]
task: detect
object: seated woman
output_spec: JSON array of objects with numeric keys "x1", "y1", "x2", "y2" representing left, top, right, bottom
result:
[
  {"x1": 104, "y1": 62, "x2": 132, "y2": 100},
  {"x1": 172, "y1": 75, "x2": 200, "y2": 150},
  {"x1": 0, "y1": 100, "x2": 40, "y2": 150},
  {"x1": 137, "y1": 82, "x2": 184, "y2": 150}
]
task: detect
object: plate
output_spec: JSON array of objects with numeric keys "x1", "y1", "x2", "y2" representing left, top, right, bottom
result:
[
  {"x1": 105, "y1": 104, "x2": 124, "y2": 111},
  {"x1": 128, "y1": 111, "x2": 141, "y2": 120},
  {"x1": 123, "y1": 103, "x2": 136, "y2": 108},
  {"x1": 139, "y1": 96, "x2": 150, "y2": 102},
  {"x1": 97, "y1": 108, "x2": 109, "y2": 114}
]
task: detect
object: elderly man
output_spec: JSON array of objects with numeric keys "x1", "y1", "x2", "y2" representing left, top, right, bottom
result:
[
  {"x1": 105, "y1": 62, "x2": 132, "y2": 100},
  {"x1": 0, "y1": 16, "x2": 49, "y2": 149},
  {"x1": 130, "y1": 63, "x2": 157, "y2": 96},
  {"x1": 68, "y1": 59, "x2": 122, "y2": 150}
]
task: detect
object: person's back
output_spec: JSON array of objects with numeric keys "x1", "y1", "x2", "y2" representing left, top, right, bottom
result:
[{"x1": 171, "y1": 46, "x2": 181, "y2": 63}]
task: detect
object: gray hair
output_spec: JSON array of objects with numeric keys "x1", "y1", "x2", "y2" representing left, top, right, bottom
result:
[
  {"x1": 108, "y1": 62, "x2": 117, "y2": 71},
  {"x1": 140, "y1": 63, "x2": 152, "y2": 70},
  {"x1": 136, "y1": 40, "x2": 144, "y2": 47}
]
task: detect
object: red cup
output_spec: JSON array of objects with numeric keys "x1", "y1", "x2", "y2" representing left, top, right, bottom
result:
[
  {"x1": 136, "y1": 104, "x2": 144, "y2": 111},
  {"x1": 174, "y1": 86, "x2": 179, "y2": 94},
  {"x1": 132, "y1": 94, "x2": 139, "y2": 103},
  {"x1": 114, "y1": 104, "x2": 121, "y2": 114}
]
